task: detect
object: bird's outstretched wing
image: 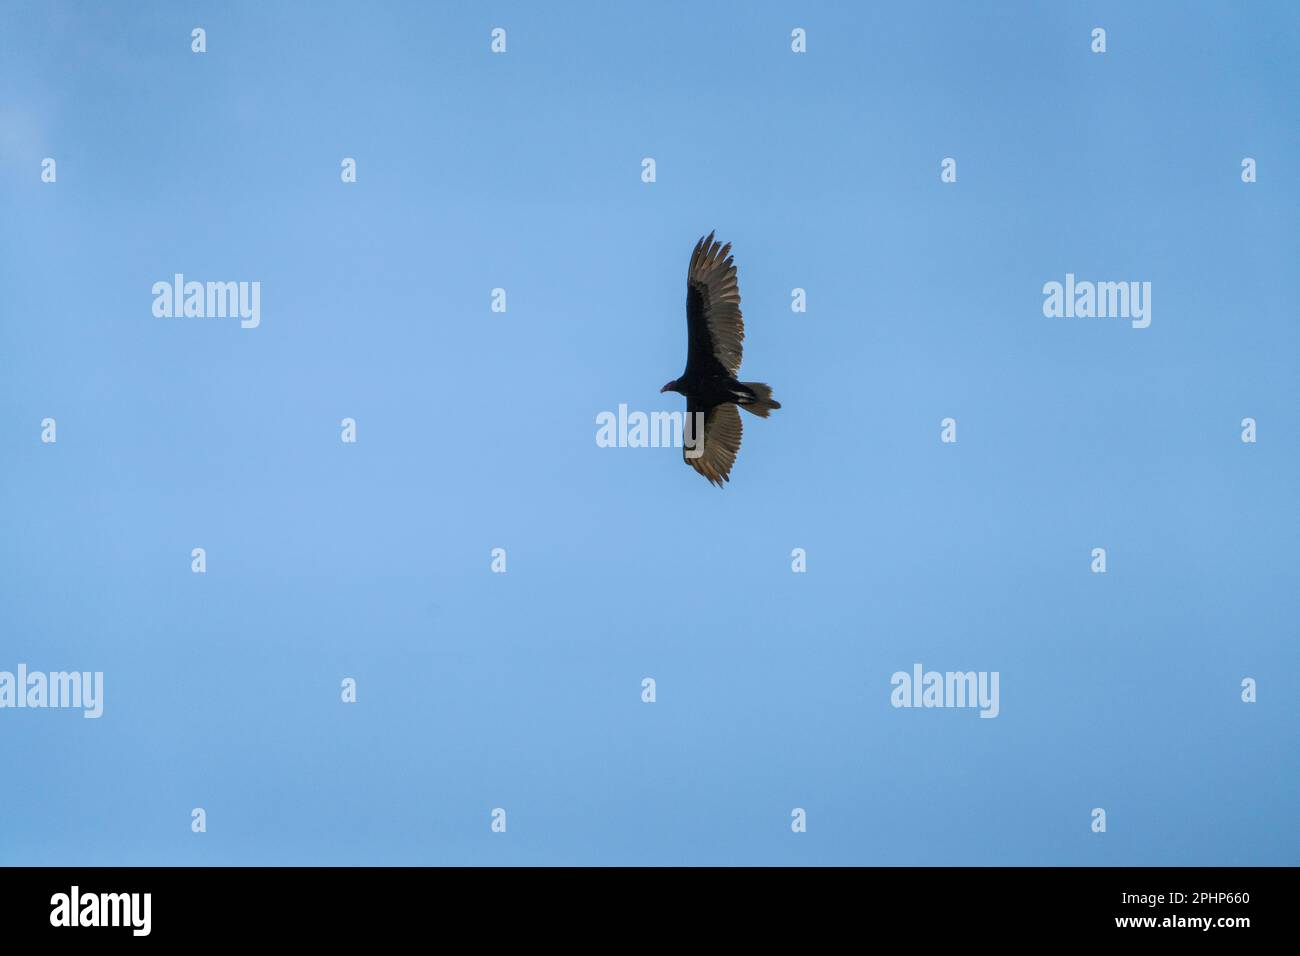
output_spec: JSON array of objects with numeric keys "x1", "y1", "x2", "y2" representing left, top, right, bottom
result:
[
  {"x1": 684, "y1": 399, "x2": 743, "y2": 487},
  {"x1": 685, "y1": 232, "x2": 744, "y2": 378}
]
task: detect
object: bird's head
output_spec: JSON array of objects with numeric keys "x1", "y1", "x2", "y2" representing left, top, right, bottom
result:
[{"x1": 660, "y1": 379, "x2": 681, "y2": 395}]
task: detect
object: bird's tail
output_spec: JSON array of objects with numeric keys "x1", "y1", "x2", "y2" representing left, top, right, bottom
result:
[{"x1": 738, "y1": 382, "x2": 781, "y2": 418}]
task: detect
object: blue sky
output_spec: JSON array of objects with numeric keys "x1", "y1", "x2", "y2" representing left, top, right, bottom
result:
[{"x1": 0, "y1": 1, "x2": 1296, "y2": 865}]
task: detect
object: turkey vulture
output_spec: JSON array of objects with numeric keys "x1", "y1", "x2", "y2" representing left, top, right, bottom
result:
[{"x1": 661, "y1": 232, "x2": 781, "y2": 486}]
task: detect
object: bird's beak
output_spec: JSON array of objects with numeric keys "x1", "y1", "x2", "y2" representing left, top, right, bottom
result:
[{"x1": 660, "y1": 383, "x2": 670, "y2": 393}]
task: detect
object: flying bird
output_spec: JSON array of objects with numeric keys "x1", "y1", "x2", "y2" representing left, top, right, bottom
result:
[{"x1": 661, "y1": 232, "x2": 781, "y2": 486}]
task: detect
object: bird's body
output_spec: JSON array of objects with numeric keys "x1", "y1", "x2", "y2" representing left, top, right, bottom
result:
[{"x1": 661, "y1": 232, "x2": 781, "y2": 486}]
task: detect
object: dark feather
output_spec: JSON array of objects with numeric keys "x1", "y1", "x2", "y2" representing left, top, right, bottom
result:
[
  {"x1": 684, "y1": 231, "x2": 744, "y2": 378},
  {"x1": 684, "y1": 400, "x2": 742, "y2": 487}
]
